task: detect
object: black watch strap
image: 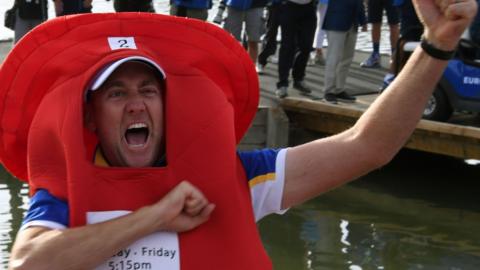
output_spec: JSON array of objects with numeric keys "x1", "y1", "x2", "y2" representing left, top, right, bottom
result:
[{"x1": 420, "y1": 36, "x2": 456, "y2": 60}]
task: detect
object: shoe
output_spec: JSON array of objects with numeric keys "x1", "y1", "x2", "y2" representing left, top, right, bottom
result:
[
  {"x1": 270, "y1": 55, "x2": 278, "y2": 64},
  {"x1": 379, "y1": 73, "x2": 395, "y2": 92},
  {"x1": 257, "y1": 56, "x2": 267, "y2": 68},
  {"x1": 275, "y1": 86, "x2": 288, "y2": 98},
  {"x1": 293, "y1": 81, "x2": 311, "y2": 94},
  {"x1": 314, "y1": 53, "x2": 325, "y2": 65},
  {"x1": 256, "y1": 63, "x2": 265, "y2": 74},
  {"x1": 336, "y1": 91, "x2": 356, "y2": 102},
  {"x1": 360, "y1": 53, "x2": 381, "y2": 68},
  {"x1": 378, "y1": 82, "x2": 388, "y2": 93},
  {"x1": 307, "y1": 53, "x2": 316, "y2": 66},
  {"x1": 324, "y1": 93, "x2": 338, "y2": 104},
  {"x1": 213, "y1": 8, "x2": 224, "y2": 24}
]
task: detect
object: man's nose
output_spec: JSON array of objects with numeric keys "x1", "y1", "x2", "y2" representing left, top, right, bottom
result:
[{"x1": 126, "y1": 96, "x2": 146, "y2": 113}]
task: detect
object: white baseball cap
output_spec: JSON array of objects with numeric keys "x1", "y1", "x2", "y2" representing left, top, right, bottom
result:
[{"x1": 90, "y1": 56, "x2": 166, "y2": 91}]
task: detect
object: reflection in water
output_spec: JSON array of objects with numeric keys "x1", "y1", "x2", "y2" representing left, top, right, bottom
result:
[
  {"x1": 0, "y1": 166, "x2": 27, "y2": 267},
  {"x1": 465, "y1": 159, "x2": 480, "y2": 166},
  {"x1": 259, "y1": 150, "x2": 480, "y2": 270}
]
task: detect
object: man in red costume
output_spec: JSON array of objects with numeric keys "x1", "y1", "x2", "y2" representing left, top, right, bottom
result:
[{"x1": 5, "y1": 0, "x2": 478, "y2": 269}]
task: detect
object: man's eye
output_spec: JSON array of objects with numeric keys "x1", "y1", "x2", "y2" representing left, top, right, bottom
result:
[
  {"x1": 141, "y1": 88, "x2": 160, "y2": 96},
  {"x1": 108, "y1": 90, "x2": 125, "y2": 98}
]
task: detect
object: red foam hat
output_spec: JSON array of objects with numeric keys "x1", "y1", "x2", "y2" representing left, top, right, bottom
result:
[{"x1": 0, "y1": 13, "x2": 259, "y2": 181}]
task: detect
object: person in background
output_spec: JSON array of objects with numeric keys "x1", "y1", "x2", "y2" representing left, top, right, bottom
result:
[
  {"x1": 213, "y1": 0, "x2": 226, "y2": 23},
  {"x1": 470, "y1": 0, "x2": 480, "y2": 50},
  {"x1": 170, "y1": 0, "x2": 212, "y2": 20},
  {"x1": 53, "y1": 0, "x2": 92, "y2": 16},
  {"x1": 275, "y1": 0, "x2": 317, "y2": 98},
  {"x1": 395, "y1": 0, "x2": 423, "y2": 46},
  {"x1": 322, "y1": 0, "x2": 366, "y2": 104},
  {"x1": 223, "y1": 0, "x2": 268, "y2": 71},
  {"x1": 360, "y1": 0, "x2": 400, "y2": 69},
  {"x1": 380, "y1": 0, "x2": 423, "y2": 91},
  {"x1": 112, "y1": 0, "x2": 155, "y2": 12},
  {"x1": 257, "y1": 0, "x2": 282, "y2": 73},
  {"x1": 311, "y1": 0, "x2": 328, "y2": 65},
  {"x1": 13, "y1": 0, "x2": 48, "y2": 43}
]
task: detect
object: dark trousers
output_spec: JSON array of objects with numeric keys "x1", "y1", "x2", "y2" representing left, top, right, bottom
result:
[
  {"x1": 258, "y1": 2, "x2": 281, "y2": 66},
  {"x1": 114, "y1": 0, "x2": 155, "y2": 12},
  {"x1": 59, "y1": 0, "x2": 91, "y2": 15},
  {"x1": 277, "y1": 1, "x2": 317, "y2": 87}
]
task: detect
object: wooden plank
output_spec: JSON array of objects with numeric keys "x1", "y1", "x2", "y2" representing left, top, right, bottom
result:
[
  {"x1": 282, "y1": 97, "x2": 480, "y2": 160},
  {"x1": 406, "y1": 129, "x2": 480, "y2": 159}
]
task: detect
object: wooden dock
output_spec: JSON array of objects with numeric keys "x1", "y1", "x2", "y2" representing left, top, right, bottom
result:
[
  {"x1": 256, "y1": 51, "x2": 480, "y2": 160},
  {"x1": 281, "y1": 97, "x2": 480, "y2": 160}
]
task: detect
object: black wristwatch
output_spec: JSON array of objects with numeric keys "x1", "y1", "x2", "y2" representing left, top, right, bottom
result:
[{"x1": 420, "y1": 36, "x2": 456, "y2": 60}]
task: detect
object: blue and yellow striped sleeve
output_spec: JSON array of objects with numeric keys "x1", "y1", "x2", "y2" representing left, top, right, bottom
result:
[
  {"x1": 237, "y1": 148, "x2": 288, "y2": 221},
  {"x1": 20, "y1": 189, "x2": 69, "y2": 230}
]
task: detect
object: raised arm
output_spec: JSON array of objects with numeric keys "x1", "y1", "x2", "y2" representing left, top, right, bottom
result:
[
  {"x1": 281, "y1": 0, "x2": 478, "y2": 209},
  {"x1": 8, "y1": 181, "x2": 215, "y2": 270}
]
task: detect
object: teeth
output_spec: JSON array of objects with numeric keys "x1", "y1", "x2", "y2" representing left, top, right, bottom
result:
[
  {"x1": 129, "y1": 144, "x2": 144, "y2": 147},
  {"x1": 128, "y1": 123, "x2": 147, "y2": 130}
]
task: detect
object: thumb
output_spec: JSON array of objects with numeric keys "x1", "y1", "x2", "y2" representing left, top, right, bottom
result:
[
  {"x1": 178, "y1": 204, "x2": 216, "y2": 232},
  {"x1": 445, "y1": 1, "x2": 478, "y2": 21}
]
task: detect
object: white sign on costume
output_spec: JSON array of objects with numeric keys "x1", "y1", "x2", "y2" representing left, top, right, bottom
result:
[
  {"x1": 108, "y1": 37, "x2": 138, "y2": 50},
  {"x1": 87, "y1": 211, "x2": 180, "y2": 270}
]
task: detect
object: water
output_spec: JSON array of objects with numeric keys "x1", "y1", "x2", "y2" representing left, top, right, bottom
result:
[
  {"x1": 0, "y1": 0, "x2": 392, "y2": 54},
  {"x1": 258, "y1": 150, "x2": 480, "y2": 270},
  {"x1": 0, "y1": 167, "x2": 28, "y2": 267}
]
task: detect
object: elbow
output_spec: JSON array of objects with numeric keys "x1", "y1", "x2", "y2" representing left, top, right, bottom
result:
[
  {"x1": 9, "y1": 255, "x2": 39, "y2": 270},
  {"x1": 9, "y1": 227, "x2": 70, "y2": 270},
  {"x1": 353, "y1": 131, "x2": 397, "y2": 170},
  {"x1": 365, "y1": 137, "x2": 398, "y2": 169},
  {"x1": 9, "y1": 255, "x2": 52, "y2": 270},
  {"x1": 9, "y1": 244, "x2": 52, "y2": 270},
  {"x1": 359, "y1": 136, "x2": 396, "y2": 169},
  {"x1": 9, "y1": 255, "x2": 36, "y2": 270},
  {"x1": 369, "y1": 148, "x2": 395, "y2": 169},
  {"x1": 9, "y1": 261, "x2": 31, "y2": 270}
]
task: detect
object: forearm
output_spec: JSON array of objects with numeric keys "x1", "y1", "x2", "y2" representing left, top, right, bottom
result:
[
  {"x1": 353, "y1": 47, "x2": 448, "y2": 162},
  {"x1": 9, "y1": 206, "x2": 158, "y2": 270},
  {"x1": 10, "y1": 181, "x2": 214, "y2": 270}
]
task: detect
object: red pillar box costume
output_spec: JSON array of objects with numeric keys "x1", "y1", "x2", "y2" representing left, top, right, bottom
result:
[{"x1": 0, "y1": 13, "x2": 272, "y2": 269}]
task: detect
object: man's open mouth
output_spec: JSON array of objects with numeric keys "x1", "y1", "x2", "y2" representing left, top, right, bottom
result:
[{"x1": 125, "y1": 123, "x2": 149, "y2": 147}]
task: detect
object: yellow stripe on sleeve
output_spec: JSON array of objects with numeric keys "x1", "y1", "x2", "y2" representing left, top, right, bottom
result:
[{"x1": 248, "y1": 173, "x2": 276, "y2": 188}]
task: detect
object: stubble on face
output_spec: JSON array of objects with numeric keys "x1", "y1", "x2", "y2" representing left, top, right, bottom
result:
[{"x1": 85, "y1": 61, "x2": 165, "y2": 167}]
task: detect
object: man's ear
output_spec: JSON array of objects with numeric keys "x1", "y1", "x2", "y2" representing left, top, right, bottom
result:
[{"x1": 84, "y1": 103, "x2": 96, "y2": 132}]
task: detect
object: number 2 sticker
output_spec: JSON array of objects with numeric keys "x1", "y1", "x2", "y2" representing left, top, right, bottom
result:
[{"x1": 108, "y1": 37, "x2": 137, "y2": 50}]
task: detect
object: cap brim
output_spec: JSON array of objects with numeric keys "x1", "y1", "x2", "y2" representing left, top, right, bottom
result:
[{"x1": 90, "y1": 56, "x2": 166, "y2": 91}]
